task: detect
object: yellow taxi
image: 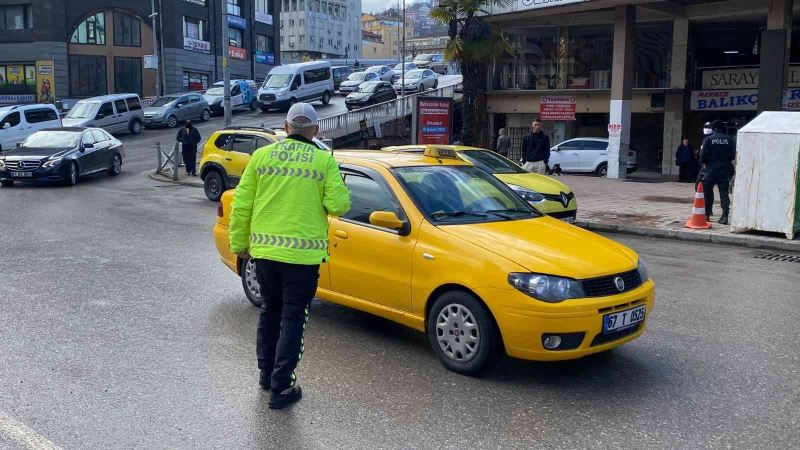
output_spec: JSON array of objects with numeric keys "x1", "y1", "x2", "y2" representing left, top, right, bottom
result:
[
  {"x1": 199, "y1": 127, "x2": 331, "y2": 201},
  {"x1": 383, "y1": 145, "x2": 578, "y2": 222},
  {"x1": 213, "y1": 147, "x2": 654, "y2": 374}
]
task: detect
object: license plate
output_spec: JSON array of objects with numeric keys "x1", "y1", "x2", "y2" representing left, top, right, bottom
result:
[
  {"x1": 602, "y1": 305, "x2": 646, "y2": 333},
  {"x1": 10, "y1": 171, "x2": 32, "y2": 177}
]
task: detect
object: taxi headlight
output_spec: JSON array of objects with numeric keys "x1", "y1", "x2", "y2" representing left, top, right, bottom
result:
[
  {"x1": 508, "y1": 184, "x2": 545, "y2": 204},
  {"x1": 508, "y1": 273, "x2": 585, "y2": 303},
  {"x1": 42, "y1": 158, "x2": 62, "y2": 168},
  {"x1": 637, "y1": 259, "x2": 650, "y2": 282}
]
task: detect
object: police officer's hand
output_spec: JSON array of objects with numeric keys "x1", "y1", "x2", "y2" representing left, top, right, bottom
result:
[{"x1": 237, "y1": 250, "x2": 250, "y2": 259}]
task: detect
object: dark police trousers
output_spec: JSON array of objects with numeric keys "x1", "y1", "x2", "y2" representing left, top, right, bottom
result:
[
  {"x1": 182, "y1": 145, "x2": 197, "y2": 175},
  {"x1": 255, "y1": 259, "x2": 319, "y2": 393},
  {"x1": 702, "y1": 173, "x2": 730, "y2": 217}
]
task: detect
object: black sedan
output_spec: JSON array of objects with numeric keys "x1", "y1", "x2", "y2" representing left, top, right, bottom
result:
[
  {"x1": 345, "y1": 81, "x2": 397, "y2": 111},
  {"x1": 0, "y1": 127, "x2": 124, "y2": 187}
]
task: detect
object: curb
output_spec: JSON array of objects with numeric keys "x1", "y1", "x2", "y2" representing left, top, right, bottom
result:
[
  {"x1": 148, "y1": 172, "x2": 203, "y2": 188},
  {"x1": 575, "y1": 220, "x2": 800, "y2": 253}
]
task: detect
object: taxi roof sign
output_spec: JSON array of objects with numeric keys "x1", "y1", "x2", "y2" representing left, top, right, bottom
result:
[{"x1": 424, "y1": 146, "x2": 458, "y2": 159}]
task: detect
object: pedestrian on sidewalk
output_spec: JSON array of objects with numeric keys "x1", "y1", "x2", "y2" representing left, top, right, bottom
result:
[
  {"x1": 176, "y1": 120, "x2": 201, "y2": 176},
  {"x1": 675, "y1": 137, "x2": 696, "y2": 182},
  {"x1": 521, "y1": 119, "x2": 550, "y2": 174},
  {"x1": 495, "y1": 128, "x2": 510, "y2": 157},
  {"x1": 699, "y1": 120, "x2": 736, "y2": 225},
  {"x1": 229, "y1": 103, "x2": 351, "y2": 409}
]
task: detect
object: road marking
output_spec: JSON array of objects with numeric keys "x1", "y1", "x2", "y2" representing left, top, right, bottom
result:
[{"x1": 0, "y1": 413, "x2": 62, "y2": 450}]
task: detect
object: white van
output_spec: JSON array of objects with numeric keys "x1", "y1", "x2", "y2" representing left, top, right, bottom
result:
[
  {"x1": 257, "y1": 61, "x2": 334, "y2": 112},
  {"x1": 61, "y1": 94, "x2": 145, "y2": 135},
  {"x1": 203, "y1": 80, "x2": 258, "y2": 115},
  {"x1": 0, "y1": 104, "x2": 62, "y2": 152}
]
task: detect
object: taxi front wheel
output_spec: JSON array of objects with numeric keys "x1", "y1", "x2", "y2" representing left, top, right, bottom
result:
[{"x1": 427, "y1": 292, "x2": 502, "y2": 375}]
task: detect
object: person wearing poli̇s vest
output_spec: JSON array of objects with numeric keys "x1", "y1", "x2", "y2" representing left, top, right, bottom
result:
[
  {"x1": 699, "y1": 120, "x2": 736, "y2": 225},
  {"x1": 229, "y1": 103, "x2": 351, "y2": 409}
]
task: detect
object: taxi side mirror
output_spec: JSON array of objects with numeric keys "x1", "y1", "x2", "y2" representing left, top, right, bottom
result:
[{"x1": 369, "y1": 211, "x2": 410, "y2": 236}]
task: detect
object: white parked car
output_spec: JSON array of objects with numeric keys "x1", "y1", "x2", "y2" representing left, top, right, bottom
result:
[
  {"x1": 338, "y1": 71, "x2": 380, "y2": 94},
  {"x1": 365, "y1": 65, "x2": 395, "y2": 82},
  {"x1": 0, "y1": 104, "x2": 62, "y2": 152},
  {"x1": 393, "y1": 69, "x2": 439, "y2": 94},
  {"x1": 549, "y1": 138, "x2": 638, "y2": 177},
  {"x1": 391, "y1": 62, "x2": 418, "y2": 81}
]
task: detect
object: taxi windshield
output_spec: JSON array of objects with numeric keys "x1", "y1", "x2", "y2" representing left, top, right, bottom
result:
[
  {"x1": 459, "y1": 150, "x2": 527, "y2": 174},
  {"x1": 394, "y1": 165, "x2": 539, "y2": 223}
]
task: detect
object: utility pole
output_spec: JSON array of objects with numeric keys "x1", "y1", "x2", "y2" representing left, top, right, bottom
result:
[
  {"x1": 401, "y1": 0, "x2": 406, "y2": 88},
  {"x1": 149, "y1": 0, "x2": 160, "y2": 97},
  {"x1": 222, "y1": 0, "x2": 232, "y2": 127}
]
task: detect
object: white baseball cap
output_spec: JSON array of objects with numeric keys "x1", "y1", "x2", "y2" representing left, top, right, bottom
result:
[{"x1": 286, "y1": 102, "x2": 318, "y2": 129}]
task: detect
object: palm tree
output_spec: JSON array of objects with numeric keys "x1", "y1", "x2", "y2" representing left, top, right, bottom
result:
[{"x1": 431, "y1": 0, "x2": 511, "y2": 146}]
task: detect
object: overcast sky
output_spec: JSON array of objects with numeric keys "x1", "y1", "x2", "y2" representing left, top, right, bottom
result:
[{"x1": 362, "y1": 0, "x2": 409, "y2": 14}]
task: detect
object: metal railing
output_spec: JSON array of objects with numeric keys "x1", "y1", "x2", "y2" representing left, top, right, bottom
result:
[
  {"x1": 156, "y1": 142, "x2": 182, "y2": 181},
  {"x1": 319, "y1": 82, "x2": 458, "y2": 140}
]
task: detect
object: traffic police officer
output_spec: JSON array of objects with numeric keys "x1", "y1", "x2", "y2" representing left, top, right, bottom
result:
[
  {"x1": 229, "y1": 103, "x2": 351, "y2": 409},
  {"x1": 699, "y1": 120, "x2": 736, "y2": 225}
]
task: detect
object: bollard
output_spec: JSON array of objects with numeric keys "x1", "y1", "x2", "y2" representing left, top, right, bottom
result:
[
  {"x1": 156, "y1": 141, "x2": 162, "y2": 174},
  {"x1": 173, "y1": 142, "x2": 181, "y2": 181}
]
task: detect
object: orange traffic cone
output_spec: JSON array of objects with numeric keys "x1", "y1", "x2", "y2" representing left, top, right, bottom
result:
[{"x1": 685, "y1": 183, "x2": 712, "y2": 229}]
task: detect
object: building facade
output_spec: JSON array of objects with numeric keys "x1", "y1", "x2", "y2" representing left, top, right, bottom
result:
[
  {"x1": 361, "y1": 13, "x2": 413, "y2": 60},
  {"x1": 484, "y1": 0, "x2": 799, "y2": 178},
  {"x1": 0, "y1": 0, "x2": 280, "y2": 104},
  {"x1": 279, "y1": 0, "x2": 361, "y2": 63}
]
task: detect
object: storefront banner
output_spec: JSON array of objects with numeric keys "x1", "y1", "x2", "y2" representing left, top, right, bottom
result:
[
  {"x1": 184, "y1": 37, "x2": 211, "y2": 53},
  {"x1": 255, "y1": 12, "x2": 273, "y2": 25},
  {"x1": 35, "y1": 61, "x2": 55, "y2": 104},
  {"x1": 6, "y1": 65, "x2": 24, "y2": 84},
  {"x1": 489, "y1": 0, "x2": 587, "y2": 14},
  {"x1": 702, "y1": 66, "x2": 800, "y2": 89},
  {"x1": 229, "y1": 46, "x2": 247, "y2": 60},
  {"x1": 0, "y1": 94, "x2": 35, "y2": 105},
  {"x1": 416, "y1": 97, "x2": 453, "y2": 145},
  {"x1": 255, "y1": 51, "x2": 275, "y2": 65},
  {"x1": 540, "y1": 96, "x2": 576, "y2": 121},
  {"x1": 227, "y1": 15, "x2": 247, "y2": 30},
  {"x1": 691, "y1": 89, "x2": 800, "y2": 111}
]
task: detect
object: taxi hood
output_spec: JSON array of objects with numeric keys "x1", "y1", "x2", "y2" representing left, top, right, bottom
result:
[
  {"x1": 495, "y1": 173, "x2": 572, "y2": 195},
  {"x1": 440, "y1": 217, "x2": 638, "y2": 279}
]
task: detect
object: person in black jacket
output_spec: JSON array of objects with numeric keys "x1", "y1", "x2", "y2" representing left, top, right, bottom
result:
[
  {"x1": 675, "y1": 137, "x2": 696, "y2": 182},
  {"x1": 520, "y1": 119, "x2": 550, "y2": 174},
  {"x1": 699, "y1": 120, "x2": 736, "y2": 225},
  {"x1": 177, "y1": 120, "x2": 202, "y2": 176}
]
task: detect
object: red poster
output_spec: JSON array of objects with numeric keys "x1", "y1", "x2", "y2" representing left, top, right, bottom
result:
[
  {"x1": 540, "y1": 96, "x2": 576, "y2": 121},
  {"x1": 416, "y1": 97, "x2": 453, "y2": 145},
  {"x1": 229, "y1": 46, "x2": 247, "y2": 60}
]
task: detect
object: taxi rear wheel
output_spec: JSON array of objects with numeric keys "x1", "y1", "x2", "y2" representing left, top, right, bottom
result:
[
  {"x1": 240, "y1": 257, "x2": 264, "y2": 308},
  {"x1": 204, "y1": 171, "x2": 225, "y2": 201},
  {"x1": 427, "y1": 291, "x2": 501, "y2": 375}
]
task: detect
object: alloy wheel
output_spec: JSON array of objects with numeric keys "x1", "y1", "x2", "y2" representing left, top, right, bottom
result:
[{"x1": 435, "y1": 303, "x2": 480, "y2": 362}]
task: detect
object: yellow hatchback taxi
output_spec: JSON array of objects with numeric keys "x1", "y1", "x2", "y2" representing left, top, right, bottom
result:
[
  {"x1": 214, "y1": 147, "x2": 654, "y2": 374},
  {"x1": 384, "y1": 145, "x2": 578, "y2": 222}
]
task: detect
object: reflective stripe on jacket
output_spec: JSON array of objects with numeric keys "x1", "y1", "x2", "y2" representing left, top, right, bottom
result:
[{"x1": 229, "y1": 135, "x2": 351, "y2": 265}]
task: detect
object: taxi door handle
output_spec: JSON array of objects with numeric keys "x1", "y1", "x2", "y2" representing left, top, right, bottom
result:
[
  {"x1": 334, "y1": 230, "x2": 348, "y2": 239},
  {"x1": 224, "y1": 157, "x2": 232, "y2": 161}
]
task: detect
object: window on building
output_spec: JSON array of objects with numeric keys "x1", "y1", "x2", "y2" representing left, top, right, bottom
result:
[
  {"x1": 183, "y1": 72, "x2": 209, "y2": 91},
  {"x1": 0, "y1": 5, "x2": 33, "y2": 30},
  {"x1": 299, "y1": 35, "x2": 305, "y2": 44},
  {"x1": 70, "y1": 12, "x2": 106, "y2": 45},
  {"x1": 113, "y1": 12, "x2": 141, "y2": 47},
  {"x1": 298, "y1": 0, "x2": 304, "y2": 11},
  {"x1": 114, "y1": 57, "x2": 142, "y2": 96},
  {"x1": 183, "y1": 16, "x2": 208, "y2": 40},
  {"x1": 290, "y1": 19, "x2": 294, "y2": 27},
  {"x1": 291, "y1": 0, "x2": 296, "y2": 11},
  {"x1": 256, "y1": 34, "x2": 273, "y2": 52},
  {"x1": 228, "y1": 28, "x2": 243, "y2": 48},
  {"x1": 69, "y1": 55, "x2": 107, "y2": 97},
  {"x1": 299, "y1": 19, "x2": 304, "y2": 26},
  {"x1": 227, "y1": 0, "x2": 241, "y2": 16},
  {"x1": 184, "y1": 0, "x2": 207, "y2": 5},
  {"x1": 634, "y1": 22, "x2": 672, "y2": 89},
  {"x1": 256, "y1": 0, "x2": 272, "y2": 14}
]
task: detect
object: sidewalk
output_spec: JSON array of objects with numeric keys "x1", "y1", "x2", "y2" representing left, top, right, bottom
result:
[
  {"x1": 563, "y1": 174, "x2": 800, "y2": 252},
  {"x1": 149, "y1": 170, "x2": 203, "y2": 187}
]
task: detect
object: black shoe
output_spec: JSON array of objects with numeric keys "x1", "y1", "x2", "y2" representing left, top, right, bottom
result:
[
  {"x1": 269, "y1": 386, "x2": 302, "y2": 409},
  {"x1": 259, "y1": 370, "x2": 271, "y2": 391},
  {"x1": 718, "y1": 214, "x2": 729, "y2": 225}
]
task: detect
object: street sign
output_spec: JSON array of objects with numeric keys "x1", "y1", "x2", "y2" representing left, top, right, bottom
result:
[{"x1": 540, "y1": 96, "x2": 576, "y2": 121}]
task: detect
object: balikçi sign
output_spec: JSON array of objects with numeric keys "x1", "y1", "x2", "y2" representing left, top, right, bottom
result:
[
  {"x1": 690, "y1": 89, "x2": 800, "y2": 111},
  {"x1": 487, "y1": 0, "x2": 587, "y2": 14}
]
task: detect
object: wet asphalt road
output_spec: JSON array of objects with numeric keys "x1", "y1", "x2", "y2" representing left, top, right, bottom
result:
[{"x1": 1, "y1": 109, "x2": 799, "y2": 448}]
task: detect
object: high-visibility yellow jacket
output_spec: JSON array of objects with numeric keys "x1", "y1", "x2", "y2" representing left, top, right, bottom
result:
[{"x1": 229, "y1": 135, "x2": 351, "y2": 265}]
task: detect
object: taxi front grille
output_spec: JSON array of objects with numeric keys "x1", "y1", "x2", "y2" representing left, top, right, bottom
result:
[{"x1": 580, "y1": 269, "x2": 642, "y2": 297}]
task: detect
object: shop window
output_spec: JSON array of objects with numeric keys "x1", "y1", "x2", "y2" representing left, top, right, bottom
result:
[
  {"x1": 227, "y1": 0, "x2": 241, "y2": 16},
  {"x1": 183, "y1": 16, "x2": 208, "y2": 41},
  {"x1": 183, "y1": 72, "x2": 209, "y2": 91},
  {"x1": 114, "y1": 12, "x2": 141, "y2": 47},
  {"x1": 256, "y1": 34, "x2": 274, "y2": 52},
  {"x1": 228, "y1": 28, "x2": 243, "y2": 48},
  {"x1": 71, "y1": 12, "x2": 106, "y2": 45},
  {"x1": 69, "y1": 55, "x2": 107, "y2": 97},
  {"x1": 114, "y1": 57, "x2": 142, "y2": 96},
  {"x1": 0, "y1": 5, "x2": 33, "y2": 30},
  {"x1": 634, "y1": 22, "x2": 672, "y2": 89}
]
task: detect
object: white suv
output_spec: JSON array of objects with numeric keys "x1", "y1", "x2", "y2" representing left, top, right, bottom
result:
[
  {"x1": 549, "y1": 138, "x2": 638, "y2": 177},
  {"x1": 0, "y1": 104, "x2": 62, "y2": 153}
]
